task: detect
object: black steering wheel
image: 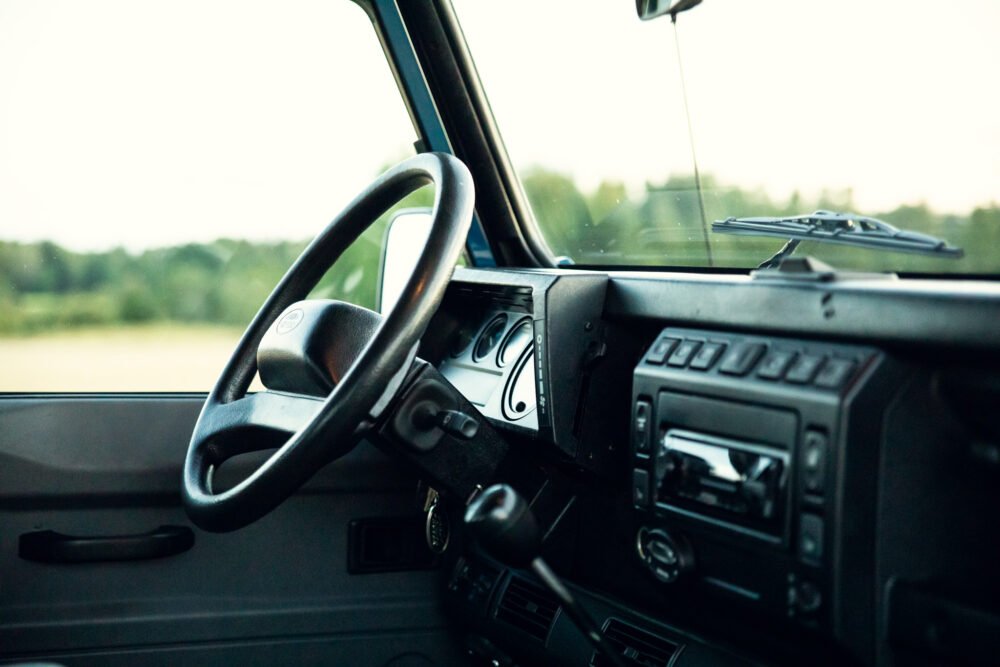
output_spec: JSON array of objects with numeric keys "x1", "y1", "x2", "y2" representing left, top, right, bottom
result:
[{"x1": 182, "y1": 153, "x2": 474, "y2": 532}]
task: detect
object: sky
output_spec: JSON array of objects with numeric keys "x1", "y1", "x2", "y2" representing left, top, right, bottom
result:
[
  {"x1": 456, "y1": 0, "x2": 1000, "y2": 213},
  {"x1": 1, "y1": 0, "x2": 998, "y2": 252},
  {"x1": 0, "y1": 0, "x2": 417, "y2": 250}
]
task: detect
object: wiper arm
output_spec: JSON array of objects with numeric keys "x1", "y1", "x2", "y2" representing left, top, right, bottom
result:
[{"x1": 712, "y1": 210, "x2": 963, "y2": 269}]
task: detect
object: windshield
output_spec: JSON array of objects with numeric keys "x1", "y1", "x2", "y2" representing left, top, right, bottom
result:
[{"x1": 452, "y1": 0, "x2": 1000, "y2": 274}]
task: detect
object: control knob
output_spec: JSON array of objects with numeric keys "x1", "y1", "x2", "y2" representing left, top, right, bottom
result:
[{"x1": 637, "y1": 527, "x2": 694, "y2": 584}]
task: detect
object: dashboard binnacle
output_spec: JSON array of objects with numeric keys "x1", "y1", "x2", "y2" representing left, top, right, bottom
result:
[{"x1": 424, "y1": 267, "x2": 610, "y2": 462}]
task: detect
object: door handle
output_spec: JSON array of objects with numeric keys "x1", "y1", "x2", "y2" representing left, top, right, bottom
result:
[{"x1": 19, "y1": 525, "x2": 195, "y2": 564}]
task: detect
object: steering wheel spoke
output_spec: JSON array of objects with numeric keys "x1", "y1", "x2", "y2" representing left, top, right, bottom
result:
[{"x1": 192, "y1": 391, "x2": 326, "y2": 463}]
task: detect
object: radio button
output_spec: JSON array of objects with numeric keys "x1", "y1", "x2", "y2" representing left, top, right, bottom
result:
[
  {"x1": 799, "y1": 513, "x2": 825, "y2": 564},
  {"x1": 796, "y1": 580, "x2": 823, "y2": 614},
  {"x1": 689, "y1": 341, "x2": 726, "y2": 370},
  {"x1": 646, "y1": 338, "x2": 679, "y2": 365},
  {"x1": 719, "y1": 343, "x2": 766, "y2": 376},
  {"x1": 757, "y1": 350, "x2": 797, "y2": 380},
  {"x1": 667, "y1": 339, "x2": 702, "y2": 367},
  {"x1": 814, "y1": 358, "x2": 856, "y2": 389},
  {"x1": 801, "y1": 430, "x2": 828, "y2": 494},
  {"x1": 785, "y1": 354, "x2": 825, "y2": 384},
  {"x1": 632, "y1": 469, "x2": 651, "y2": 508},
  {"x1": 633, "y1": 400, "x2": 652, "y2": 453}
]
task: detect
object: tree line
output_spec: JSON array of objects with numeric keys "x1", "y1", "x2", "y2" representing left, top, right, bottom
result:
[
  {"x1": 523, "y1": 169, "x2": 1000, "y2": 273},
  {"x1": 0, "y1": 218, "x2": 396, "y2": 335},
  {"x1": 1, "y1": 170, "x2": 997, "y2": 335}
]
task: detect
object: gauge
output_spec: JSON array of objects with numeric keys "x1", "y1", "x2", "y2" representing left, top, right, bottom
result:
[
  {"x1": 473, "y1": 314, "x2": 508, "y2": 362},
  {"x1": 502, "y1": 347, "x2": 537, "y2": 420},
  {"x1": 449, "y1": 323, "x2": 478, "y2": 358},
  {"x1": 497, "y1": 317, "x2": 533, "y2": 367}
]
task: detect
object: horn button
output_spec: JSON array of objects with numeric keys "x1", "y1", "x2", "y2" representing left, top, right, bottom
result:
[{"x1": 257, "y1": 300, "x2": 383, "y2": 397}]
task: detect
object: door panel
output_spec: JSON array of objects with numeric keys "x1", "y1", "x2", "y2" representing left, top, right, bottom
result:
[
  {"x1": 8, "y1": 633, "x2": 456, "y2": 667},
  {"x1": 0, "y1": 397, "x2": 459, "y2": 666}
]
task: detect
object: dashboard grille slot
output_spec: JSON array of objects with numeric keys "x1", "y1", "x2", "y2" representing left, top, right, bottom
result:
[
  {"x1": 593, "y1": 618, "x2": 678, "y2": 667},
  {"x1": 450, "y1": 284, "x2": 533, "y2": 311},
  {"x1": 495, "y1": 575, "x2": 559, "y2": 642}
]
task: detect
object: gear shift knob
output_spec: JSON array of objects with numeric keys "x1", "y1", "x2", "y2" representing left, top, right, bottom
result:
[{"x1": 463, "y1": 483, "x2": 540, "y2": 568}]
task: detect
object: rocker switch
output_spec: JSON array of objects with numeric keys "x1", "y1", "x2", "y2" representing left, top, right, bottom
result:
[{"x1": 416, "y1": 407, "x2": 480, "y2": 440}]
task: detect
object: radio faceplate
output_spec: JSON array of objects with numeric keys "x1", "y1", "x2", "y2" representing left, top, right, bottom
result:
[{"x1": 631, "y1": 327, "x2": 887, "y2": 640}]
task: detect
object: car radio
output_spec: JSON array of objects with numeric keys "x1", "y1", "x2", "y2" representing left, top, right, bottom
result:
[
  {"x1": 655, "y1": 429, "x2": 789, "y2": 538},
  {"x1": 631, "y1": 327, "x2": 894, "y2": 646}
]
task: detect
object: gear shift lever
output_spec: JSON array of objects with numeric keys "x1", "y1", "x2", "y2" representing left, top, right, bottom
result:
[{"x1": 464, "y1": 484, "x2": 628, "y2": 667}]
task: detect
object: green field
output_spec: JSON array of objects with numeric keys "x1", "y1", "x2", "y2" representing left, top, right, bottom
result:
[{"x1": 0, "y1": 324, "x2": 253, "y2": 393}]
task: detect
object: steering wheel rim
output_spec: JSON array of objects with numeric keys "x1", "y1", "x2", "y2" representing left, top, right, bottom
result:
[{"x1": 182, "y1": 152, "x2": 474, "y2": 532}]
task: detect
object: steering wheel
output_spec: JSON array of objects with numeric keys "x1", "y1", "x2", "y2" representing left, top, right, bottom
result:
[{"x1": 182, "y1": 153, "x2": 474, "y2": 532}]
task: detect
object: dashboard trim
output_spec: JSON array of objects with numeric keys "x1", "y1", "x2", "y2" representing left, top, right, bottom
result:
[{"x1": 603, "y1": 270, "x2": 1000, "y2": 348}]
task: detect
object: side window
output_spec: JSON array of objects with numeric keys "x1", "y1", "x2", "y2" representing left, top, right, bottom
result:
[{"x1": 0, "y1": 1, "x2": 423, "y2": 391}]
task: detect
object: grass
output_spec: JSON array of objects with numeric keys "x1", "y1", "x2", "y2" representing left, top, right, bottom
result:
[{"x1": 0, "y1": 324, "x2": 250, "y2": 392}]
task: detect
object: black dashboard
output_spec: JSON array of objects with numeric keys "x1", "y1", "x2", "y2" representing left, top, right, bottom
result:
[{"x1": 416, "y1": 267, "x2": 1000, "y2": 667}]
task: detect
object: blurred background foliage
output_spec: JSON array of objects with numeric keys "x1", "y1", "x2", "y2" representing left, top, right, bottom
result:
[
  {"x1": 522, "y1": 169, "x2": 1000, "y2": 273},
  {"x1": 2, "y1": 169, "x2": 998, "y2": 337},
  {"x1": 0, "y1": 186, "x2": 434, "y2": 335}
]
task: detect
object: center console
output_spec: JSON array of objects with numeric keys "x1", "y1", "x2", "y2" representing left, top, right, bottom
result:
[{"x1": 631, "y1": 327, "x2": 898, "y2": 662}]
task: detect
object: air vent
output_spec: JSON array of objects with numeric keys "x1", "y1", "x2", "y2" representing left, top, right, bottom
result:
[
  {"x1": 495, "y1": 575, "x2": 559, "y2": 642},
  {"x1": 592, "y1": 619, "x2": 679, "y2": 667}
]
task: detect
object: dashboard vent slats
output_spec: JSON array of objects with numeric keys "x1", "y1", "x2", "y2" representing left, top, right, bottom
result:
[
  {"x1": 593, "y1": 618, "x2": 679, "y2": 667},
  {"x1": 495, "y1": 576, "x2": 559, "y2": 642}
]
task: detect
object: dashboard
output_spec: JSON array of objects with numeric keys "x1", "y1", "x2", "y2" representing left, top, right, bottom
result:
[{"x1": 419, "y1": 267, "x2": 1000, "y2": 667}]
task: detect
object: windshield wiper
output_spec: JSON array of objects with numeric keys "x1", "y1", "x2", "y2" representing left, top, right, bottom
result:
[{"x1": 712, "y1": 210, "x2": 963, "y2": 269}]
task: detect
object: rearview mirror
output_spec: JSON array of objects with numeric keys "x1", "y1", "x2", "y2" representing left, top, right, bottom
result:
[
  {"x1": 378, "y1": 208, "x2": 433, "y2": 314},
  {"x1": 636, "y1": 0, "x2": 703, "y2": 21}
]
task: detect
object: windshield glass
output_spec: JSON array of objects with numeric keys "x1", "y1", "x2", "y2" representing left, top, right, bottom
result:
[{"x1": 452, "y1": 0, "x2": 1000, "y2": 274}]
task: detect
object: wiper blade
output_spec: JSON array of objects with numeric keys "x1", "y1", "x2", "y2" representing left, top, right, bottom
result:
[{"x1": 712, "y1": 210, "x2": 964, "y2": 261}]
